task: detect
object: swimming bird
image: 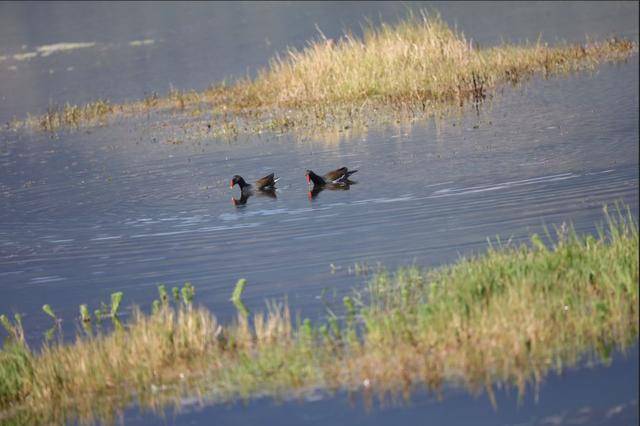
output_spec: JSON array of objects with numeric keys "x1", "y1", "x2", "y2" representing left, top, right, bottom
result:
[
  {"x1": 230, "y1": 173, "x2": 280, "y2": 193},
  {"x1": 305, "y1": 167, "x2": 357, "y2": 186}
]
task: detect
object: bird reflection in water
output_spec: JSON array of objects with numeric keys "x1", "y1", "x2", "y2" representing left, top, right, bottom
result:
[
  {"x1": 308, "y1": 181, "x2": 355, "y2": 200},
  {"x1": 231, "y1": 188, "x2": 277, "y2": 207}
]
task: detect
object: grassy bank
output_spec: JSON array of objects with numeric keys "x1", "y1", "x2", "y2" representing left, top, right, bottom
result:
[
  {"x1": 0, "y1": 206, "x2": 637, "y2": 424},
  {"x1": 12, "y1": 11, "x2": 636, "y2": 136}
]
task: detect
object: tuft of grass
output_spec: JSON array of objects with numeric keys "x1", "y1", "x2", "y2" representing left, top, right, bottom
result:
[
  {"x1": 110, "y1": 292, "x2": 123, "y2": 317},
  {"x1": 11, "y1": 11, "x2": 636, "y2": 135},
  {"x1": 0, "y1": 342, "x2": 33, "y2": 408},
  {"x1": 28, "y1": 100, "x2": 114, "y2": 132},
  {"x1": 0, "y1": 205, "x2": 637, "y2": 424},
  {"x1": 230, "y1": 279, "x2": 249, "y2": 318},
  {"x1": 41, "y1": 305, "x2": 56, "y2": 320},
  {"x1": 230, "y1": 278, "x2": 247, "y2": 304}
]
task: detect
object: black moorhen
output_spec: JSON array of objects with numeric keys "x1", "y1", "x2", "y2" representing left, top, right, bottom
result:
[
  {"x1": 305, "y1": 167, "x2": 357, "y2": 186},
  {"x1": 230, "y1": 173, "x2": 279, "y2": 192}
]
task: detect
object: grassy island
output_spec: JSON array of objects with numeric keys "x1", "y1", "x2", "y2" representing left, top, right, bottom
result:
[{"x1": 11, "y1": 11, "x2": 636, "y2": 137}]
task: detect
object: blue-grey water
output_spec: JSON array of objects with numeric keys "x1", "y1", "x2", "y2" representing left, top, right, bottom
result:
[
  {"x1": 126, "y1": 346, "x2": 639, "y2": 426},
  {"x1": 0, "y1": 2, "x2": 638, "y2": 425}
]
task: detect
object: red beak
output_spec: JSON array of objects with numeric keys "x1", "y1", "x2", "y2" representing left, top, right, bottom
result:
[
  {"x1": 230, "y1": 180, "x2": 234, "y2": 188},
  {"x1": 306, "y1": 175, "x2": 310, "y2": 184}
]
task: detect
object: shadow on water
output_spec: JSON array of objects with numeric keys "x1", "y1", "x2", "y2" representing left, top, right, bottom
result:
[
  {"x1": 231, "y1": 188, "x2": 277, "y2": 207},
  {"x1": 307, "y1": 181, "x2": 356, "y2": 201}
]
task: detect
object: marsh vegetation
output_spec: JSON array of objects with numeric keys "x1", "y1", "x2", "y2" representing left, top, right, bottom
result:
[
  {"x1": 0, "y1": 206, "x2": 637, "y2": 424},
  {"x1": 11, "y1": 12, "x2": 636, "y2": 137}
]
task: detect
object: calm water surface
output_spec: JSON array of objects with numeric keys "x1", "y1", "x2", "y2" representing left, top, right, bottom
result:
[
  {"x1": 126, "y1": 346, "x2": 639, "y2": 426},
  {"x1": 0, "y1": 2, "x2": 638, "y2": 425}
]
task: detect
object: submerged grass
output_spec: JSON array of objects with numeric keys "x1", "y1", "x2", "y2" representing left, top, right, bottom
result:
[
  {"x1": 0, "y1": 205, "x2": 637, "y2": 424},
  {"x1": 11, "y1": 11, "x2": 636, "y2": 136}
]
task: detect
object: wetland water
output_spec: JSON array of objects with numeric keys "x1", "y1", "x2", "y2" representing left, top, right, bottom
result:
[{"x1": 0, "y1": 2, "x2": 638, "y2": 425}]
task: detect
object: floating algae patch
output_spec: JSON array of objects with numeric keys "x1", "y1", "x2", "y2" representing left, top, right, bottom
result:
[
  {"x1": 11, "y1": 11, "x2": 636, "y2": 135},
  {"x1": 0, "y1": 206, "x2": 637, "y2": 424}
]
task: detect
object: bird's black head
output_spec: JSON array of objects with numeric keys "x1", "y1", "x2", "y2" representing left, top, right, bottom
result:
[
  {"x1": 305, "y1": 170, "x2": 324, "y2": 186},
  {"x1": 230, "y1": 175, "x2": 246, "y2": 189}
]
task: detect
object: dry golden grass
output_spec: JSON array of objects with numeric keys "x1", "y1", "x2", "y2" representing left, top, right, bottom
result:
[
  {"x1": 0, "y1": 206, "x2": 637, "y2": 424},
  {"x1": 11, "y1": 11, "x2": 636, "y2": 136}
]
